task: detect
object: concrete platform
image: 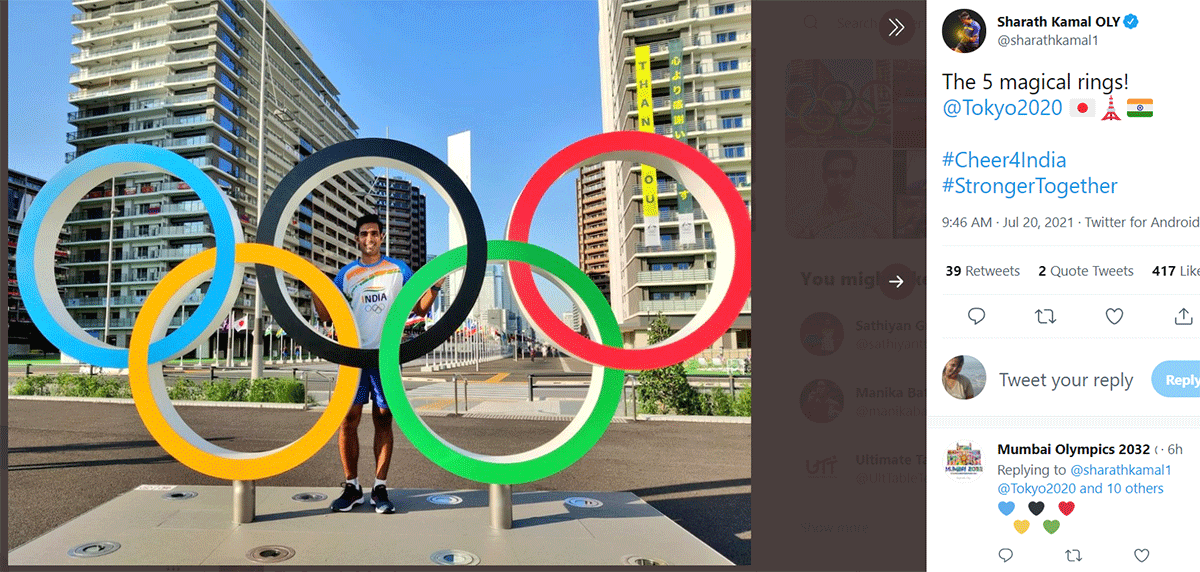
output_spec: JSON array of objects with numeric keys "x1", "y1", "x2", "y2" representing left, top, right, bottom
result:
[{"x1": 8, "y1": 485, "x2": 732, "y2": 566}]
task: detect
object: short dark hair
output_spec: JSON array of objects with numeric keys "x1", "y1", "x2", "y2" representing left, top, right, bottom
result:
[
  {"x1": 959, "y1": 11, "x2": 971, "y2": 20},
  {"x1": 355, "y1": 213, "x2": 382, "y2": 235},
  {"x1": 821, "y1": 150, "x2": 858, "y2": 173}
]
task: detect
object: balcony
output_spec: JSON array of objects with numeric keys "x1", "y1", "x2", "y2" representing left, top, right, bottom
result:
[
  {"x1": 637, "y1": 268, "x2": 715, "y2": 283},
  {"x1": 72, "y1": 36, "x2": 167, "y2": 63},
  {"x1": 626, "y1": 11, "x2": 686, "y2": 31},
  {"x1": 694, "y1": 60, "x2": 752, "y2": 75},
  {"x1": 72, "y1": 17, "x2": 166, "y2": 45},
  {"x1": 68, "y1": 77, "x2": 165, "y2": 102},
  {"x1": 167, "y1": 28, "x2": 215, "y2": 44},
  {"x1": 693, "y1": 88, "x2": 752, "y2": 105},
  {"x1": 706, "y1": 146, "x2": 751, "y2": 163},
  {"x1": 639, "y1": 299, "x2": 705, "y2": 313},
  {"x1": 691, "y1": 2, "x2": 750, "y2": 19},
  {"x1": 168, "y1": 6, "x2": 218, "y2": 23},
  {"x1": 165, "y1": 70, "x2": 215, "y2": 85},
  {"x1": 166, "y1": 48, "x2": 217, "y2": 69},
  {"x1": 67, "y1": 112, "x2": 212, "y2": 143},
  {"x1": 634, "y1": 208, "x2": 708, "y2": 224},
  {"x1": 634, "y1": 238, "x2": 716, "y2": 253},
  {"x1": 625, "y1": 67, "x2": 674, "y2": 86}
]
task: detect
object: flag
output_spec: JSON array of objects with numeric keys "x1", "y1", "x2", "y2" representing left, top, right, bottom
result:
[
  {"x1": 1069, "y1": 98, "x2": 1095, "y2": 118},
  {"x1": 220, "y1": 315, "x2": 230, "y2": 331},
  {"x1": 234, "y1": 315, "x2": 248, "y2": 331},
  {"x1": 405, "y1": 313, "x2": 426, "y2": 327},
  {"x1": 1127, "y1": 98, "x2": 1153, "y2": 118}
]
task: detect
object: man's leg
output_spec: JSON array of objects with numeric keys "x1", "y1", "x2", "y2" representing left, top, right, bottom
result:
[
  {"x1": 338, "y1": 404, "x2": 363, "y2": 480},
  {"x1": 331, "y1": 373, "x2": 372, "y2": 511},
  {"x1": 366, "y1": 366, "x2": 397, "y2": 513},
  {"x1": 371, "y1": 404, "x2": 394, "y2": 480}
]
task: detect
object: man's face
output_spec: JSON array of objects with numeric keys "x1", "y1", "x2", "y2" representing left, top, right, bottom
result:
[
  {"x1": 944, "y1": 359, "x2": 963, "y2": 378},
  {"x1": 357, "y1": 222, "x2": 383, "y2": 257},
  {"x1": 823, "y1": 157, "x2": 855, "y2": 197},
  {"x1": 961, "y1": 16, "x2": 972, "y2": 26}
]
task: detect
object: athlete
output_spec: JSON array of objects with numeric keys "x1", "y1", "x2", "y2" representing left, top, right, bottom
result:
[
  {"x1": 314, "y1": 213, "x2": 443, "y2": 513},
  {"x1": 955, "y1": 11, "x2": 981, "y2": 53}
]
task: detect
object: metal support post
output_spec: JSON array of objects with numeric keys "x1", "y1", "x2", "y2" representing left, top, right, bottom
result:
[
  {"x1": 528, "y1": 374, "x2": 534, "y2": 402},
  {"x1": 628, "y1": 374, "x2": 638, "y2": 420},
  {"x1": 453, "y1": 374, "x2": 459, "y2": 415},
  {"x1": 463, "y1": 375, "x2": 469, "y2": 412},
  {"x1": 233, "y1": 480, "x2": 255, "y2": 523},
  {"x1": 489, "y1": 483, "x2": 512, "y2": 530}
]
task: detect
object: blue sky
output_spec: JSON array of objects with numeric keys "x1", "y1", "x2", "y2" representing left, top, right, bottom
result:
[{"x1": 8, "y1": 0, "x2": 603, "y2": 315}]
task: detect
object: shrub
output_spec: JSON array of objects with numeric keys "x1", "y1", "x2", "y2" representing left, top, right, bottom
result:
[
  {"x1": 732, "y1": 386, "x2": 751, "y2": 416},
  {"x1": 708, "y1": 388, "x2": 735, "y2": 416},
  {"x1": 168, "y1": 378, "x2": 201, "y2": 400},
  {"x1": 11, "y1": 374, "x2": 52, "y2": 396},
  {"x1": 637, "y1": 314, "x2": 709, "y2": 415}
]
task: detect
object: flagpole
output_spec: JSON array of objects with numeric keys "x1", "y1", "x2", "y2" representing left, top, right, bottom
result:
[{"x1": 385, "y1": 125, "x2": 390, "y2": 258}]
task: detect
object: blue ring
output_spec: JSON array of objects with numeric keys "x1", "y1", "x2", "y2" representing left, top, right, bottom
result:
[{"x1": 16, "y1": 145, "x2": 240, "y2": 367}]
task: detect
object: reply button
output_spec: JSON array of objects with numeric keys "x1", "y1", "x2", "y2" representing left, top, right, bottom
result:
[{"x1": 1151, "y1": 361, "x2": 1200, "y2": 397}]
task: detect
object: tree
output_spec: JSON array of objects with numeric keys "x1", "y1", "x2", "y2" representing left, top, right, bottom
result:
[{"x1": 636, "y1": 313, "x2": 708, "y2": 415}]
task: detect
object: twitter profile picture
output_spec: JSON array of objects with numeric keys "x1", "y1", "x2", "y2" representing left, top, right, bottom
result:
[{"x1": 943, "y1": 9, "x2": 986, "y2": 53}]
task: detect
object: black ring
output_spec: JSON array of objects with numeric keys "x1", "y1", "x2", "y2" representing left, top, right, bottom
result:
[{"x1": 255, "y1": 138, "x2": 486, "y2": 367}]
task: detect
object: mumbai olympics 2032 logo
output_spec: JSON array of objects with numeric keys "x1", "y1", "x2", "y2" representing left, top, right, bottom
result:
[{"x1": 15, "y1": 132, "x2": 751, "y2": 485}]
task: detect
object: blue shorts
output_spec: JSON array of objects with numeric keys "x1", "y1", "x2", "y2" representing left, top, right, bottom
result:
[{"x1": 353, "y1": 367, "x2": 389, "y2": 410}]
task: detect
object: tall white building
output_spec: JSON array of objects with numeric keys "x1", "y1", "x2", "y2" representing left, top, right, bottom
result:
[
  {"x1": 595, "y1": 0, "x2": 751, "y2": 354},
  {"x1": 63, "y1": 0, "x2": 373, "y2": 356}
]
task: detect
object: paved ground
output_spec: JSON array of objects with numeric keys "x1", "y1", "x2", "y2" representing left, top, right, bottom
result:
[{"x1": 6, "y1": 399, "x2": 751, "y2": 564}]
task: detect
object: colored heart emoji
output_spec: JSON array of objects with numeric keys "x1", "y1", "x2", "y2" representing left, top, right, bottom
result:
[
  {"x1": 1059, "y1": 501, "x2": 1075, "y2": 516},
  {"x1": 1013, "y1": 520, "x2": 1030, "y2": 534},
  {"x1": 1028, "y1": 501, "x2": 1045, "y2": 515},
  {"x1": 1044, "y1": 520, "x2": 1060, "y2": 534},
  {"x1": 998, "y1": 501, "x2": 1016, "y2": 516}
]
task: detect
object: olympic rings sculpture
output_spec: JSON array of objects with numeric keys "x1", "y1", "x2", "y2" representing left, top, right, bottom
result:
[{"x1": 15, "y1": 131, "x2": 751, "y2": 484}]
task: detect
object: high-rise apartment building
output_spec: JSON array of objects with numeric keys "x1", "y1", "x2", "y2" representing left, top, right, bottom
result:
[
  {"x1": 596, "y1": 0, "x2": 751, "y2": 353},
  {"x1": 63, "y1": 0, "x2": 373, "y2": 357},
  {"x1": 576, "y1": 162, "x2": 611, "y2": 301},
  {"x1": 370, "y1": 175, "x2": 427, "y2": 272},
  {"x1": 8, "y1": 170, "x2": 67, "y2": 353}
]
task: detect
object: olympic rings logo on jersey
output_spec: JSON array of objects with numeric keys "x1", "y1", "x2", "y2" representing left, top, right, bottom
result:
[{"x1": 15, "y1": 131, "x2": 751, "y2": 484}]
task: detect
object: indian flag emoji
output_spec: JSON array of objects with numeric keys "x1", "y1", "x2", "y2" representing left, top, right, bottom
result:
[{"x1": 1127, "y1": 98, "x2": 1153, "y2": 118}]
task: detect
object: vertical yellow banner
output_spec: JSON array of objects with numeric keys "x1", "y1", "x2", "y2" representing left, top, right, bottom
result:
[{"x1": 635, "y1": 45, "x2": 659, "y2": 220}]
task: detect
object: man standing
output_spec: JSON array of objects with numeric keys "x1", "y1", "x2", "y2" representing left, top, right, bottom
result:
[{"x1": 314, "y1": 214, "x2": 443, "y2": 513}]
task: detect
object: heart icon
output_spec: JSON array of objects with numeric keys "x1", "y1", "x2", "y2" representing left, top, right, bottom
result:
[
  {"x1": 1044, "y1": 520, "x2": 1060, "y2": 534},
  {"x1": 1013, "y1": 520, "x2": 1030, "y2": 534},
  {"x1": 1028, "y1": 501, "x2": 1045, "y2": 516},
  {"x1": 1107, "y1": 308, "x2": 1124, "y2": 324},
  {"x1": 998, "y1": 501, "x2": 1015, "y2": 516},
  {"x1": 1059, "y1": 501, "x2": 1075, "y2": 516},
  {"x1": 1134, "y1": 549, "x2": 1149, "y2": 563}
]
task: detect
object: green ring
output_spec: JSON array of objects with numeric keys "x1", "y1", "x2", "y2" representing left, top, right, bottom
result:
[{"x1": 380, "y1": 240, "x2": 623, "y2": 484}]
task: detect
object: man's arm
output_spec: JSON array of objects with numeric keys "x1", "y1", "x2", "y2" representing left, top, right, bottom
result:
[
  {"x1": 411, "y1": 277, "x2": 446, "y2": 317},
  {"x1": 313, "y1": 292, "x2": 332, "y2": 323}
]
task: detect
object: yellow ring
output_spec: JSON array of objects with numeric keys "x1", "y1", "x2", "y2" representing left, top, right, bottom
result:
[{"x1": 128, "y1": 243, "x2": 359, "y2": 480}]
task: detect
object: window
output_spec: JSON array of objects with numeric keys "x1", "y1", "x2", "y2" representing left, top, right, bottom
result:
[
  {"x1": 217, "y1": 71, "x2": 239, "y2": 93},
  {"x1": 719, "y1": 87, "x2": 741, "y2": 100},
  {"x1": 217, "y1": 29, "x2": 242, "y2": 55},
  {"x1": 721, "y1": 115, "x2": 744, "y2": 129},
  {"x1": 713, "y1": 3, "x2": 735, "y2": 15},
  {"x1": 715, "y1": 31, "x2": 737, "y2": 43},
  {"x1": 717, "y1": 59, "x2": 739, "y2": 72},
  {"x1": 722, "y1": 143, "x2": 746, "y2": 158}
]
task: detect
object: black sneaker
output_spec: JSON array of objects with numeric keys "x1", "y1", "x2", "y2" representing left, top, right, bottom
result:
[
  {"x1": 330, "y1": 483, "x2": 363, "y2": 512},
  {"x1": 371, "y1": 485, "x2": 395, "y2": 514}
]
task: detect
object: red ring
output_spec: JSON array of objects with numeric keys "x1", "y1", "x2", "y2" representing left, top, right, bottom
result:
[{"x1": 506, "y1": 131, "x2": 751, "y2": 370}]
